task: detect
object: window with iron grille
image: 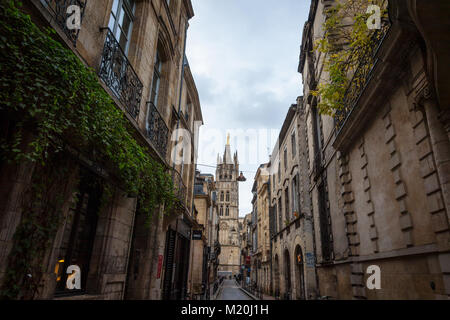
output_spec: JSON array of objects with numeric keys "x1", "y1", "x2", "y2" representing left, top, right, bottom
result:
[
  {"x1": 184, "y1": 103, "x2": 191, "y2": 123},
  {"x1": 318, "y1": 182, "x2": 333, "y2": 261},
  {"x1": 162, "y1": 228, "x2": 176, "y2": 300},
  {"x1": 284, "y1": 148, "x2": 287, "y2": 171},
  {"x1": 219, "y1": 206, "x2": 223, "y2": 216},
  {"x1": 108, "y1": 0, "x2": 135, "y2": 55},
  {"x1": 149, "y1": 50, "x2": 162, "y2": 107},
  {"x1": 270, "y1": 204, "x2": 277, "y2": 236},
  {"x1": 99, "y1": 0, "x2": 143, "y2": 121},
  {"x1": 312, "y1": 106, "x2": 322, "y2": 159},
  {"x1": 53, "y1": 170, "x2": 102, "y2": 296},
  {"x1": 284, "y1": 187, "x2": 290, "y2": 222},
  {"x1": 291, "y1": 175, "x2": 299, "y2": 214},
  {"x1": 278, "y1": 197, "x2": 282, "y2": 230},
  {"x1": 291, "y1": 132, "x2": 296, "y2": 158}
]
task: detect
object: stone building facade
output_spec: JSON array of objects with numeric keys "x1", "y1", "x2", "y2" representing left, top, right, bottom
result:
[
  {"x1": 189, "y1": 171, "x2": 217, "y2": 299},
  {"x1": 269, "y1": 102, "x2": 318, "y2": 300},
  {"x1": 298, "y1": 0, "x2": 450, "y2": 299},
  {"x1": 240, "y1": 213, "x2": 252, "y2": 285},
  {"x1": 252, "y1": 164, "x2": 272, "y2": 294},
  {"x1": 0, "y1": 0, "x2": 203, "y2": 300},
  {"x1": 216, "y1": 139, "x2": 242, "y2": 276}
]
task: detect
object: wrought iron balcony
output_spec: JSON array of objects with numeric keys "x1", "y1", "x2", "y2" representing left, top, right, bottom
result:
[
  {"x1": 146, "y1": 102, "x2": 169, "y2": 158},
  {"x1": 39, "y1": 0, "x2": 87, "y2": 46},
  {"x1": 334, "y1": 20, "x2": 391, "y2": 135},
  {"x1": 172, "y1": 169, "x2": 187, "y2": 207},
  {"x1": 99, "y1": 29, "x2": 143, "y2": 120}
]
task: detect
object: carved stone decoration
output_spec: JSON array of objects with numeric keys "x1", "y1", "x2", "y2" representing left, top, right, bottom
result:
[
  {"x1": 337, "y1": 151, "x2": 359, "y2": 258},
  {"x1": 358, "y1": 137, "x2": 379, "y2": 253},
  {"x1": 413, "y1": 84, "x2": 434, "y2": 110}
]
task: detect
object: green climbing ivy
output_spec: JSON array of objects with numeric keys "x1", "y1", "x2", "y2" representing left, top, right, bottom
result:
[
  {"x1": 311, "y1": 0, "x2": 388, "y2": 115},
  {"x1": 0, "y1": 1, "x2": 177, "y2": 299}
]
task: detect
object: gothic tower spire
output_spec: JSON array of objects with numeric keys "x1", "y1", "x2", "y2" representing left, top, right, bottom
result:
[{"x1": 216, "y1": 137, "x2": 240, "y2": 277}]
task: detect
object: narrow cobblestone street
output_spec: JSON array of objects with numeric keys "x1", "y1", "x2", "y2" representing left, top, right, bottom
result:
[
  {"x1": 1, "y1": 0, "x2": 449, "y2": 304},
  {"x1": 216, "y1": 280, "x2": 252, "y2": 300}
]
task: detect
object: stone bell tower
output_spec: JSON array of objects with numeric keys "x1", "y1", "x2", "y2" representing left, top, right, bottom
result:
[{"x1": 216, "y1": 134, "x2": 241, "y2": 276}]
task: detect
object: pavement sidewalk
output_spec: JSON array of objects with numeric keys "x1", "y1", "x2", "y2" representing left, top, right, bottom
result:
[{"x1": 236, "y1": 282, "x2": 276, "y2": 300}]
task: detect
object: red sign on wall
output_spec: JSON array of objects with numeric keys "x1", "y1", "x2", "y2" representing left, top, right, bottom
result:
[{"x1": 156, "y1": 255, "x2": 163, "y2": 279}]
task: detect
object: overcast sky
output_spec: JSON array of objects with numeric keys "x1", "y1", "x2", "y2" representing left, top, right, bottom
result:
[{"x1": 186, "y1": 0, "x2": 310, "y2": 216}]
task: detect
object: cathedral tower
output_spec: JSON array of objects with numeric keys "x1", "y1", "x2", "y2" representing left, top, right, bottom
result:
[{"x1": 216, "y1": 135, "x2": 241, "y2": 276}]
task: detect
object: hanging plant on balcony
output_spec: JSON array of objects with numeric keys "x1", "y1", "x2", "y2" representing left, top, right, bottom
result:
[
  {"x1": 311, "y1": 0, "x2": 389, "y2": 116},
  {"x1": 0, "y1": 1, "x2": 176, "y2": 299}
]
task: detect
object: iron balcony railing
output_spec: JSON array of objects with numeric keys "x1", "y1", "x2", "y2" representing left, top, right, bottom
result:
[
  {"x1": 172, "y1": 169, "x2": 187, "y2": 206},
  {"x1": 146, "y1": 101, "x2": 169, "y2": 158},
  {"x1": 334, "y1": 19, "x2": 391, "y2": 134},
  {"x1": 99, "y1": 29, "x2": 143, "y2": 120},
  {"x1": 39, "y1": 0, "x2": 87, "y2": 46}
]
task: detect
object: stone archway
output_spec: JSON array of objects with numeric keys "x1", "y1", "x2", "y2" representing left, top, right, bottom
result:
[
  {"x1": 295, "y1": 245, "x2": 306, "y2": 300},
  {"x1": 284, "y1": 249, "x2": 292, "y2": 300}
]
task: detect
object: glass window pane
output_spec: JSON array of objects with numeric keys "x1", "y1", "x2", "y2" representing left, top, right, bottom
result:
[
  {"x1": 127, "y1": 0, "x2": 136, "y2": 11},
  {"x1": 121, "y1": 13, "x2": 132, "y2": 38},
  {"x1": 118, "y1": 30, "x2": 128, "y2": 52},
  {"x1": 108, "y1": 15, "x2": 116, "y2": 32},
  {"x1": 117, "y1": 6, "x2": 125, "y2": 28},
  {"x1": 111, "y1": 0, "x2": 119, "y2": 16}
]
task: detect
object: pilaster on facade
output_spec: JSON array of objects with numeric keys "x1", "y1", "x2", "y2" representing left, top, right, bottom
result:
[
  {"x1": 350, "y1": 263, "x2": 367, "y2": 299},
  {"x1": 382, "y1": 105, "x2": 414, "y2": 247},
  {"x1": 411, "y1": 84, "x2": 450, "y2": 297},
  {"x1": 358, "y1": 137, "x2": 379, "y2": 253},
  {"x1": 337, "y1": 151, "x2": 359, "y2": 257},
  {"x1": 411, "y1": 86, "x2": 450, "y2": 245}
]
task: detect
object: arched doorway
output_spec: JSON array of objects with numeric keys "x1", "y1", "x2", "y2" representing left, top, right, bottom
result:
[
  {"x1": 284, "y1": 249, "x2": 291, "y2": 300},
  {"x1": 274, "y1": 255, "x2": 280, "y2": 298},
  {"x1": 295, "y1": 245, "x2": 306, "y2": 299}
]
